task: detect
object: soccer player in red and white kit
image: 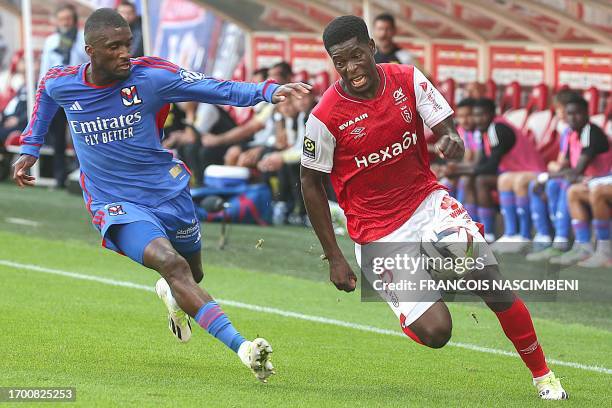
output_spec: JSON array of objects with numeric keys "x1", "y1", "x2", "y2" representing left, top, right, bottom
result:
[{"x1": 300, "y1": 16, "x2": 567, "y2": 400}]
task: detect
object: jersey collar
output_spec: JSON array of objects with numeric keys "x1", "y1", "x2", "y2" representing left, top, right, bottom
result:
[
  {"x1": 81, "y1": 63, "x2": 120, "y2": 89},
  {"x1": 333, "y1": 64, "x2": 387, "y2": 104}
]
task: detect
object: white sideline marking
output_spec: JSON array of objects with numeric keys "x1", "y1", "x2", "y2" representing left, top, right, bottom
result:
[
  {"x1": 1, "y1": 259, "x2": 610, "y2": 375},
  {"x1": 4, "y1": 217, "x2": 40, "y2": 227}
]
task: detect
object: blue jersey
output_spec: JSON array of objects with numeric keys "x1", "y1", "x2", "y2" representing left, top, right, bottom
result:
[{"x1": 20, "y1": 57, "x2": 279, "y2": 208}]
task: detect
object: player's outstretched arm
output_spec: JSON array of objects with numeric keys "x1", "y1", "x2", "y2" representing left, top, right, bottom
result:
[
  {"x1": 12, "y1": 155, "x2": 37, "y2": 187},
  {"x1": 270, "y1": 83, "x2": 312, "y2": 103},
  {"x1": 154, "y1": 62, "x2": 311, "y2": 107},
  {"x1": 432, "y1": 116, "x2": 465, "y2": 160},
  {"x1": 301, "y1": 166, "x2": 357, "y2": 292}
]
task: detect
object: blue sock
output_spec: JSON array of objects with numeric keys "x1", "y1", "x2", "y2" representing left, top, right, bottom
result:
[
  {"x1": 464, "y1": 203, "x2": 478, "y2": 222},
  {"x1": 529, "y1": 180, "x2": 551, "y2": 237},
  {"x1": 440, "y1": 178, "x2": 456, "y2": 198},
  {"x1": 500, "y1": 191, "x2": 517, "y2": 236},
  {"x1": 477, "y1": 207, "x2": 496, "y2": 237},
  {"x1": 456, "y1": 179, "x2": 466, "y2": 203},
  {"x1": 571, "y1": 219, "x2": 591, "y2": 243},
  {"x1": 195, "y1": 301, "x2": 246, "y2": 353},
  {"x1": 545, "y1": 179, "x2": 562, "y2": 225},
  {"x1": 593, "y1": 219, "x2": 610, "y2": 241},
  {"x1": 554, "y1": 181, "x2": 571, "y2": 240},
  {"x1": 516, "y1": 196, "x2": 531, "y2": 239}
]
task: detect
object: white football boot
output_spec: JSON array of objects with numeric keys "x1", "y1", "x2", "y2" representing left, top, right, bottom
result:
[
  {"x1": 155, "y1": 278, "x2": 192, "y2": 343},
  {"x1": 490, "y1": 235, "x2": 530, "y2": 254},
  {"x1": 237, "y1": 338, "x2": 275, "y2": 383},
  {"x1": 533, "y1": 371, "x2": 568, "y2": 400}
]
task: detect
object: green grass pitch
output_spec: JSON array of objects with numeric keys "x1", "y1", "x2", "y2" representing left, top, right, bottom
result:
[{"x1": 0, "y1": 183, "x2": 610, "y2": 407}]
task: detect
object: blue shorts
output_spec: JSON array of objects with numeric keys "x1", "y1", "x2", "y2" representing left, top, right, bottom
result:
[{"x1": 90, "y1": 187, "x2": 201, "y2": 264}]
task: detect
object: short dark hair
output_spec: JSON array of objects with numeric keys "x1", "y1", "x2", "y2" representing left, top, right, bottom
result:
[
  {"x1": 553, "y1": 89, "x2": 580, "y2": 106},
  {"x1": 253, "y1": 67, "x2": 268, "y2": 79},
  {"x1": 457, "y1": 98, "x2": 477, "y2": 109},
  {"x1": 84, "y1": 8, "x2": 129, "y2": 45},
  {"x1": 323, "y1": 15, "x2": 370, "y2": 53},
  {"x1": 374, "y1": 13, "x2": 395, "y2": 27},
  {"x1": 473, "y1": 98, "x2": 496, "y2": 115},
  {"x1": 565, "y1": 94, "x2": 589, "y2": 112},
  {"x1": 271, "y1": 61, "x2": 292, "y2": 79},
  {"x1": 56, "y1": 4, "x2": 78, "y2": 24}
]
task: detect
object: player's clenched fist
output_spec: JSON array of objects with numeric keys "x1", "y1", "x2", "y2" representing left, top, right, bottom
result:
[
  {"x1": 271, "y1": 82, "x2": 312, "y2": 103},
  {"x1": 12, "y1": 154, "x2": 37, "y2": 187},
  {"x1": 435, "y1": 134, "x2": 465, "y2": 160},
  {"x1": 328, "y1": 256, "x2": 357, "y2": 292}
]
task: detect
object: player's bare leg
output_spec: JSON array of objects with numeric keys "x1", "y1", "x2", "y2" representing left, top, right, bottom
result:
[
  {"x1": 403, "y1": 301, "x2": 452, "y2": 348},
  {"x1": 579, "y1": 184, "x2": 612, "y2": 267},
  {"x1": 154, "y1": 250, "x2": 203, "y2": 342},
  {"x1": 145, "y1": 238, "x2": 275, "y2": 382}
]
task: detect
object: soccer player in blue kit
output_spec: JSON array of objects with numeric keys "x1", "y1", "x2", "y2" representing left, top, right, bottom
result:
[{"x1": 13, "y1": 8, "x2": 310, "y2": 383}]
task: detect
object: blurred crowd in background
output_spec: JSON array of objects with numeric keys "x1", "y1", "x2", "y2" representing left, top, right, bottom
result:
[{"x1": 0, "y1": 6, "x2": 610, "y2": 267}]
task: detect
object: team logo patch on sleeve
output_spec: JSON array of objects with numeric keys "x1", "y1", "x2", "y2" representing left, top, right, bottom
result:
[
  {"x1": 303, "y1": 137, "x2": 316, "y2": 159},
  {"x1": 179, "y1": 69, "x2": 206, "y2": 83},
  {"x1": 121, "y1": 86, "x2": 142, "y2": 106},
  {"x1": 108, "y1": 205, "x2": 127, "y2": 216}
]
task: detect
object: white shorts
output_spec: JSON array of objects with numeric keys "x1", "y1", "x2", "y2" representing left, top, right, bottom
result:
[
  {"x1": 355, "y1": 189, "x2": 496, "y2": 328},
  {"x1": 588, "y1": 175, "x2": 612, "y2": 188}
]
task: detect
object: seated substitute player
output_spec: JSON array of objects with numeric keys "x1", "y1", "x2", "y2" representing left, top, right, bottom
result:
[
  {"x1": 444, "y1": 98, "x2": 545, "y2": 242},
  {"x1": 565, "y1": 175, "x2": 612, "y2": 267},
  {"x1": 300, "y1": 16, "x2": 567, "y2": 400},
  {"x1": 13, "y1": 8, "x2": 310, "y2": 383},
  {"x1": 528, "y1": 95, "x2": 610, "y2": 264}
]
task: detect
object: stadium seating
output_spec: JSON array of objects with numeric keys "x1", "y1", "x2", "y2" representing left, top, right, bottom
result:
[
  {"x1": 499, "y1": 81, "x2": 522, "y2": 113},
  {"x1": 437, "y1": 78, "x2": 455, "y2": 108},
  {"x1": 485, "y1": 79, "x2": 497, "y2": 100},
  {"x1": 503, "y1": 83, "x2": 548, "y2": 130},
  {"x1": 583, "y1": 86, "x2": 599, "y2": 117}
]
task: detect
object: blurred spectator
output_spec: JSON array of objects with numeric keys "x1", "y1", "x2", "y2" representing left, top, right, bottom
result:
[
  {"x1": 0, "y1": 50, "x2": 25, "y2": 112},
  {"x1": 491, "y1": 89, "x2": 578, "y2": 254},
  {"x1": 444, "y1": 98, "x2": 543, "y2": 241},
  {"x1": 116, "y1": 1, "x2": 144, "y2": 57},
  {"x1": 372, "y1": 13, "x2": 415, "y2": 67},
  {"x1": 465, "y1": 82, "x2": 486, "y2": 100},
  {"x1": 211, "y1": 62, "x2": 293, "y2": 168},
  {"x1": 259, "y1": 91, "x2": 316, "y2": 225},
  {"x1": 252, "y1": 68, "x2": 268, "y2": 83},
  {"x1": 0, "y1": 57, "x2": 27, "y2": 143},
  {"x1": 565, "y1": 176, "x2": 612, "y2": 268},
  {"x1": 40, "y1": 4, "x2": 88, "y2": 189},
  {"x1": 448, "y1": 98, "x2": 480, "y2": 222},
  {"x1": 527, "y1": 95, "x2": 609, "y2": 263}
]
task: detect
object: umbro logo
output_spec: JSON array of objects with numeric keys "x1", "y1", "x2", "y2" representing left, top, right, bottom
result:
[
  {"x1": 69, "y1": 101, "x2": 83, "y2": 111},
  {"x1": 350, "y1": 127, "x2": 366, "y2": 139}
]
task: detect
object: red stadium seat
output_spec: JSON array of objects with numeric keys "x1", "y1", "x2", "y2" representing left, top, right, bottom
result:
[
  {"x1": 504, "y1": 83, "x2": 548, "y2": 131},
  {"x1": 313, "y1": 71, "x2": 331, "y2": 96},
  {"x1": 437, "y1": 78, "x2": 455, "y2": 108},
  {"x1": 232, "y1": 60, "x2": 246, "y2": 82},
  {"x1": 583, "y1": 87, "x2": 599, "y2": 117},
  {"x1": 485, "y1": 79, "x2": 497, "y2": 100},
  {"x1": 499, "y1": 81, "x2": 521, "y2": 113},
  {"x1": 525, "y1": 84, "x2": 548, "y2": 113},
  {"x1": 293, "y1": 70, "x2": 309, "y2": 84}
]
